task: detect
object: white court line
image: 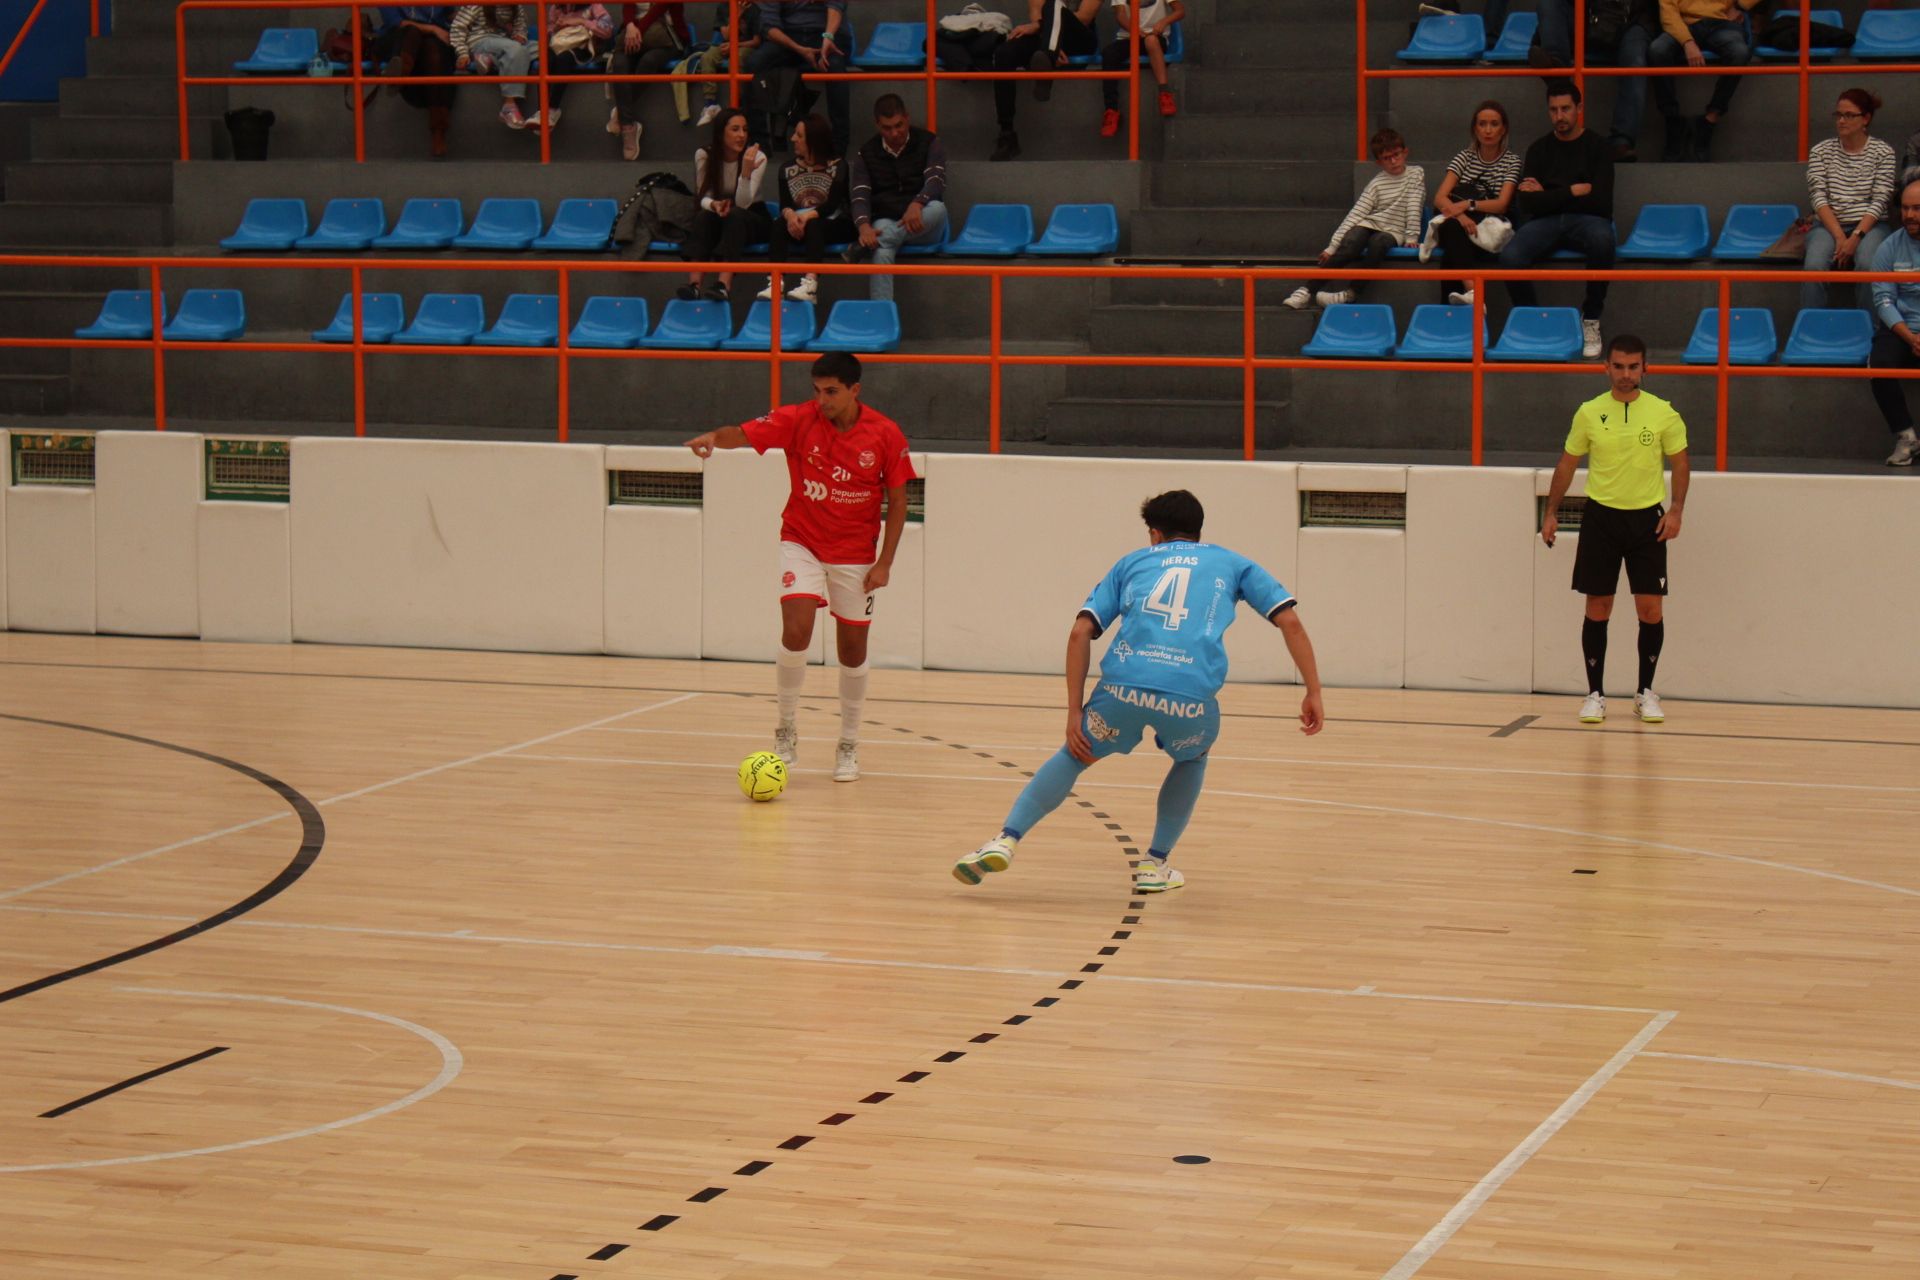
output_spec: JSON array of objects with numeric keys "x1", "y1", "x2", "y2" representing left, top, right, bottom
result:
[
  {"x1": 1379, "y1": 1011, "x2": 1677, "y2": 1280},
  {"x1": 0, "y1": 987, "x2": 463, "y2": 1174},
  {"x1": 586, "y1": 726, "x2": 1920, "y2": 796},
  {"x1": 504, "y1": 753, "x2": 1920, "y2": 900},
  {"x1": 1641, "y1": 1051, "x2": 1920, "y2": 1092},
  {"x1": 0, "y1": 693, "x2": 699, "y2": 904}
]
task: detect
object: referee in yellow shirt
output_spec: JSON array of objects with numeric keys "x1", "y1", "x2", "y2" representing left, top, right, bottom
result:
[{"x1": 1540, "y1": 333, "x2": 1690, "y2": 725}]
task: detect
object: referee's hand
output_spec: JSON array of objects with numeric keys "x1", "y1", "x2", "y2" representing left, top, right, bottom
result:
[{"x1": 1540, "y1": 513, "x2": 1558, "y2": 547}]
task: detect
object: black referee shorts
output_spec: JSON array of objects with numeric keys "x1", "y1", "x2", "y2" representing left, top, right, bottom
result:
[{"x1": 1572, "y1": 501, "x2": 1667, "y2": 597}]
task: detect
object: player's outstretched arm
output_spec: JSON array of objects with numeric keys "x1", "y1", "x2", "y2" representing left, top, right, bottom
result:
[
  {"x1": 685, "y1": 425, "x2": 750, "y2": 458},
  {"x1": 1274, "y1": 608, "x2": 1325, "y2": 736},
  {"x1": 1063, "y1": 614, "x2": 1099, "y2": 763},
  {"x1": 1540, "y1": 451, "x2": 1580, "y2": 548}
]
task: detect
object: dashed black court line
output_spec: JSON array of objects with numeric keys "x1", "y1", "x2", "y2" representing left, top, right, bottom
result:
[{"x1": 544, "y1": 719, "x2": 1158, "y2": 1275}]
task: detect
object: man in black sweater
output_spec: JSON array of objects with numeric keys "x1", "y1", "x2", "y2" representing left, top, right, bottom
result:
[
  {"x1": 1498, "y1": 79, "x2": 1617, "y2": 359},
  {"x1": 846, "y1": 94, "x2": 950, "y2": 302}
]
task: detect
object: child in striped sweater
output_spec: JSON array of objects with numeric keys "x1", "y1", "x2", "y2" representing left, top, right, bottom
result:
[{"x1": 1286, "y1": 129, "x2": 1427, "y2": 310}]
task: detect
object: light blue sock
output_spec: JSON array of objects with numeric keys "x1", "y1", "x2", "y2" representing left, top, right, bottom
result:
[
  {"x1": 1148, "y1": 756, "x2": 1208, "y2": 858},
  {"x1": 1001, "y1": 748, "x2": 1089, "y2": 840}
]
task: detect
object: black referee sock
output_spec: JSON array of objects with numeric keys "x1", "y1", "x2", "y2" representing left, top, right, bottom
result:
[
  {"x1": 1638, "y1": 621, "x2": 1664, "y2": 693},
  {"x1": 1581, "y1": 618, "x2": 1608, "y2": 696}
]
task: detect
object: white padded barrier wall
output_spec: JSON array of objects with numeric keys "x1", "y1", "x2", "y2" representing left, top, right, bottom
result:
[
  {"x1": 1531, "y1": 467, "x2": 1645, "y2": 697},
  {"x1": 198, "y1": 502, "x2": 292, "y2": 644},
  {"x1": 1405, "y1": 466, "x2": 1534, "y2": 691},
  {"x1": 95, "y1": 431, "x2": 201, "y2": 637},
  {"x1": 1294, "y1": 465, "x2": 1406, "y2": 689},
  {"x1": 924, "y1": 456, "x2": 1299, "y2": 680},
  {"x1": 605, "y1": 446, "x2": 702, "y2": 659},
  {"x1": 5, "y1": 485, "x2": 96, "y2": 634},
  {"x1": 290, "y1": 438, "x2": 606, "y2": 652},
  {"x1": 700, "y1": 446, "x2": 824, "y2": 665}
]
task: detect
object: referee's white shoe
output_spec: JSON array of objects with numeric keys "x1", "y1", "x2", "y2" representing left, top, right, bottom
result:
[
  {"x1": 1634, "y1": 690, "x2": 1665, "y2": 723},
  {"x1": 1579, "y1": 692, "x2": 1606, "y2": 724}
]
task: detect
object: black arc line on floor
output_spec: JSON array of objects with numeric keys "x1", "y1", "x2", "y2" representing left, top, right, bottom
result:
[
  {"x1": 0, "y1": 712, "x2": 327, "y2": 1007},
  {"x1": 38, "y1": 1045, "x2": 230, "y2": 1119}
]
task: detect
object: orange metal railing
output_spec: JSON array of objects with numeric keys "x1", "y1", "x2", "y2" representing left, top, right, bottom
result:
[
  {"x1": 177, "y1": 0, "x2": 1146, "y2": 163},
  {"x1": 6, "y1": 252, "x2": 1917, "y2": 472},
  {"x1": 0, "y1": 0, "x2": 104, "y2": 82},
  {"x1": 1357, "y1": 1, "x2": 1920, "y2": 163}
]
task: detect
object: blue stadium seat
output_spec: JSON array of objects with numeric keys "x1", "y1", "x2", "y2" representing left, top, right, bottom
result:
[
  {"x1": 312, "y1": 292, "x2": 405, "y2": 343},
  {"x1": 1618, "y1": 204, "x2": 1711, "y2": 260},
  {"x1": 392, "y1": 293, "x2": 485, "y2": 345},
  {"x1": 637, "y1": 299, "x2": 732, "y2": 349},
  {"x1": 295, "y1": 198, "x2": 386, "y2": 251},
  {"x1": 899, "y1": 214, "x2": 952, "y2": 256},
  {"x1": 161, "y1": 290, "x2": 246, "y2": 341},
  {"x1": 1681, "y1": 308, "x2": 1778, "y2": 364},
  {"x1": 1395, "y1": 13, "x2": 1485, "y2": 61},
  {"x1": 1713, "y1": 204, "x2": 1800, "y2": 260},
  {"x1": 1300, "y1": 304, "x2": 1397, "y2": 359},
  {"x1": 372, "y1": 198, "x2": 464, "y2": 249},
  {"x1": 1484, "y1": 12, "x2": 1537, "y2": 62},
  {"x1": 852, "y1": 21, "x2": 932, "y2": 68},
  {"x1": 944, "y1": 204, "x2": 1035, "y2": 257},
  {"x1": 1394, "y1": 304, "x2": 1483, "y2": 360},
  {"x1": 75, "y1": 290, "x2": 163, "y2": 340},
  {"x1": 219, "y1": 198, "x2": 308, "y2": 251},
  {"x1": 1026, "y1": 204, "x2": 1120, "y2": 256},
  {"x1": 1754, "y1": 10, "x2": 1846, "y2": 59},
  {"x1": 1849, "y1": 9, "x2": 1920, "y2": 58},
  {"x1": 532, "y1": 198, "x2": 618, "y2": 252},
  {"x1": 1781, "y1": 308, "x2": 1873, "y2": 366},
  {"x1": 474, "y1": 294, "x2": 560, "y2": 347},
  {"x1": 1488, "y1": 307, "x2": 1583, "y2": 361},
  {"x1": 721, "y1": 299, "x2": 817, "y2": 351},
  {"x1": 1386, "y1": 243, "x2": 1421, "y2": 259},
  {"x1": 234, "y1": 27, "x2": 320, "y2": 73},
  {"x1": 568, "y1": 296, "x2": 650, "y2": 348},
  {"x1": 453, "y1": 198, "x2": 543, "y2": 250},
  {"x1": 809, "y1": 300, "x2": 902, "y2": 352},
  {"x1": 1111, "y1": 19, "x2": 1184, "y2": 62}
]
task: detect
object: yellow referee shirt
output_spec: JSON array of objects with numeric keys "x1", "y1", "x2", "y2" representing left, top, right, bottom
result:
[{"x1": 1564, "y1": 389, "x2": 1687, "y2": 511}]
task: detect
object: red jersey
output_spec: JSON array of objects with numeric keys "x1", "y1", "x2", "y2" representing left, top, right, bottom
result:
[{"x1": 741, "y1": 401, "x2": 915, "y2": 564}]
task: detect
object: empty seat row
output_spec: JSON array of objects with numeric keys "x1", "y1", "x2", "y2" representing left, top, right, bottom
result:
[
  {"x1": 853, "y1": 19, "x2": 1184, "y2": 67},
  {"x1": 1399, "y1": 8, "x2": 1920, "y2": 61},
  {"x1": 75, "y1": 290, "x2": 247, "y2": 341},
  {"x1": 1387, "y1": 205, "x2": 1819, "y2": 263},
  {"x1": 1301, "y1": 302, "x2": 1876, "y2": 365}
]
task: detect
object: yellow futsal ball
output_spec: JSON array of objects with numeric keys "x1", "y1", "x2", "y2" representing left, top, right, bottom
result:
[{"x1": 738, "y1": 751, "x2": 788, "y2": 802}]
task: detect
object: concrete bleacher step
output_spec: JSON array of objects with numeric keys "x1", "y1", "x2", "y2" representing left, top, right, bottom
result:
[
  {"x1": 3, "y1": 159, "x2": 174, "y2": 204},
  {"x1": 1090, "y1": 304, "x2": 1317, "y2": 356},
  {"x1": 1044, "y1": 396, "x2": 1291, "y2": 450},
  {"x1": 61, "y1": 76, "x2": 224, "y2": 119},
  {"x1": 0, "y1": 374, "x2": 72, "y2": 416},
  {"x1": 0, "y1": 201, "x2": 172, "y2": 247},
  {"x1": 1196, "y1": 21, "x2": 1355, "y2": 68},
  {"x1": 31, "y1": 114, "x2": 220, "y2": 161},
  {"x1": 1064, "y1": 360, "x2": 1274, "y2": 401},
  {"x1": 0, "y1": 292, "x2": 119, "y2": 338},
  {"x1": 1181, "y1": 68, "x2": 1355, "y2": 115},
  {"x1": 1148, "y1": 161, "x2": 1354, "y2": 210},
  {"x1": 0, "y1": 260, "x2": 145, "y2": 292},
  {"x1": 1163, "y1": 113, "x2": 1353, "y2": 161},
  {"x1": 1128, "y1": 206, "x2": 1344, "y2": 258}
]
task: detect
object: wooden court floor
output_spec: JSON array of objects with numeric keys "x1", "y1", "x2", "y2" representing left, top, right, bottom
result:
[{"x1": 2, "y1": 631, "x2": 1917, "y2": 1279}]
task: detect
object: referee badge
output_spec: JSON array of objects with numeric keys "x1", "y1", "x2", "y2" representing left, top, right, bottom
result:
[{"x1": 1639, "y1": 428, "x2": 1654, "y2": 445}]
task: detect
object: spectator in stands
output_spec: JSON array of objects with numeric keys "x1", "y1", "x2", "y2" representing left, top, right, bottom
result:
[
  {"x1": 748, "y1": 1, "x2": 852, "y2": 155},
  {"x1": 540, "y1": 3, "x2": 617, "y2": 128},
  {"x1": 846, "y1": 94, "x2": 949, "y2": 303},
  {"x1": 374, "y1": 7, "x2": 459, "y2": 158},
  {"x1": 1284, "y1": 129, "x2": 1425, "y2": 310},
  {"x1": 608, "y1": 3, "x2": 692, "y2": 160},
  {"x1": 760, "y1": 113, "x2": 852, "y2": 304},
  {"x1": 683, "y1": 4, "x2": 761, "y2": 129},
  {"x1": 1429, "y1": 99, "x2": 1522, "y2": 306},
  {"x1": 1865, "y1": 176, "x2": 1920, "y2": 467},
  {"x1": 936, "y1": 4, "x2": 1013, "y2": 72},
  {"x1": 990, "y1": 0, "x2": 1104, "y2": 161},
  {"x1": 681, "y1": 108, "x2": 771, "y2": 302},
  {"x1": 1499, "y1": 79, "x2": 1615, "y2": 359},
  {"x1": 451, "y1": 6, "x2": 534, "y2": 131},
  {"x1": 1099, "y1": 0, "x2": 1185, "y2": 137},
  {"x1": 1535, "y1": 0, "x2": 1657, "y2": 161},
  {"x1": 1649, "y1": 0, "x2": 1763, "y2": 162},
  {"x1": 1803, "y1": 88, "x2": 1896, "y2": 313}
]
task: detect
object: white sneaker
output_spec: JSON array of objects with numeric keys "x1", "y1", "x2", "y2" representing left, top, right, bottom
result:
[
  {"x1": 1634, "y1": 690, "x2": 1665, "y2": 723},
  {"x1": 833, "y1": 740, "x2": 859, "y2": 782},
  {"x1": 953, "y1": 835, "x2": 1017, "y2": 885},
  {"x1": 606, "y1": 106, "x2": 621, "y2": 135},
  {"x1": 773, "y1": 721, "x2": 798, "y2": 765},
  {"x1": 786, "y1": 274, "x2": 818, "y2": 302},
  {"x1": 1579, "y1": 692, "x2": 1606, "y2": 724},
  {"x1": 1133, "y1": 857, "x2": 1185, "y2": 893},
  {"x1": 543, "y1": 106, "x2": 563, "y2": 128},
  {"x1": 620, "y1": 121, "x2": 642, "y2": 161},
  {"x1": 1314, "y1": 289, "x2": 1355, "y2": 307},
  {"x1": 1447, "y1": 288, "x2": 1475, "y2": 306},
  {"x1": 1582, "y1": 318, "x2": 1603, "y2": 359},
  {"x1": 696, "y1": 101, "x2": 723, "y2": 127},
  {"x1": 1282, "y1": 286, "x2": 1312, "y2": 310},
  {"x1": 1888, "y1": 428, "x2": 1920, "y2": 466},
  {"x1": 754, "y1": 277, "x2": 776, "y2": 301}
]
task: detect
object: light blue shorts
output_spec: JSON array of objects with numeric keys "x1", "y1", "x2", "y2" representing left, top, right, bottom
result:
[{"x1": 1081, "y1": 682, "x2": 1220, "y2": 763}]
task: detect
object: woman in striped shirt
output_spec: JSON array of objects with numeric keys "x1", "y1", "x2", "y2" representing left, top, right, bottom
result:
[
  {"x1": 1803, "y1": 88, "x2": 1896, "y2": 313},
  {"x1": 1430, "y1": 100, "x2": 1522, "y2": 307}
]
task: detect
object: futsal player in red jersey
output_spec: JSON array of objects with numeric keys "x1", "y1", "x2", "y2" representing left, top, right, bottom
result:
[{"x1": 686, "y1": 352, "x2": 915, "y2": 782}]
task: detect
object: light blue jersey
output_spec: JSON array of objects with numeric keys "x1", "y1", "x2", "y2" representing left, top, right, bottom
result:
[{"x1": 1080, "y1": 541, "x2": 1295, "y2": 701}]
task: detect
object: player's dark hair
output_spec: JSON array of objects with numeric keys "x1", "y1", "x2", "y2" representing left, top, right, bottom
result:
[
  {"x1": 1608, "y1": 333, "x2": 1647, "y2": 360},
  {"x1": 811, "y1": 351, "x2": 861, "y2": 387},
  {"x1": 1544, "y1": 77, "x2": 1581, "y2": 107},
  {"x1": 1141, "y1": 490, "x2": 1204, "y2": 541}
]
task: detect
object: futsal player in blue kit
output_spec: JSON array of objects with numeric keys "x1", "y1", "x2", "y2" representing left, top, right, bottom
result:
[{"x1": 955, "y1": 490, "x2": 1325, "y2": 893}]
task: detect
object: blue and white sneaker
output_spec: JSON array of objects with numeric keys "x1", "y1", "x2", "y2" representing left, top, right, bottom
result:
[{"x1": 953, "y1": 835, "x2": 1017, "y2": 885}]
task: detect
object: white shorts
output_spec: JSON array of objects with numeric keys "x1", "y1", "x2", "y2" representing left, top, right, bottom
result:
[{"x1": 779, "y1": 541, "x2": 875, "y2": 626}]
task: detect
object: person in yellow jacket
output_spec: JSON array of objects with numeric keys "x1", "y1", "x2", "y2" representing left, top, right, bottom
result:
[{"x1": 1649, "y1": 0, "x2": 1764, "y2": 161}]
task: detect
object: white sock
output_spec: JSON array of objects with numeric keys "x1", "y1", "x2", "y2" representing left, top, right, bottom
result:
[
  {"x1": 775, "y1": 647, "x2": 807, "y2": 726},
  {"x1": 838, "y1": 662, "x2": 868, "y2": 744}
]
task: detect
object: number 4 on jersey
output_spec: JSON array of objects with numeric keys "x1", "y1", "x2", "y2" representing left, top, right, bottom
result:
[{"x1": 1143, "y1": 566, "x2": 1191, "y2": 630}]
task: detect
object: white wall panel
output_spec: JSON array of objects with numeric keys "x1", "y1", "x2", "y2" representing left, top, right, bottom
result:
[
  {"x1": 699, "y1": 445, "x2": 823, "y2": 664},
  {"x1": 1405, "y1": 466, "x2": 1534, "y2": 691},
  {"x1": 1531, "y1": 467, "x2": 1644, "y2": 697},
  {"x1": 290, "y1": 438, "x2": 605, "y2": 652},
  {"x1": 95, "y1": 431, "x2": 201, "y2": 637},
  {"x1": 1295, "y1": 528, "x2": 1405, "y2": 688},
  {"x1": 197, "y1": 501, "x2": 292, "y2": 643},
  {"x1": 5, "y1": 486, "x2": 96, "y2": 634},
  {"x1": 605, "y1": 446, "x2": 702, "y2": 659}
]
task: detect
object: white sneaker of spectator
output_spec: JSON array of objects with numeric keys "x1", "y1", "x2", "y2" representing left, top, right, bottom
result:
[
  {"x1": 786, "y1": 275, "x2": 818, "y2": 302},
  {"x1": 606, "y1": 107, "x2": 621, "y2": 135},
  {"x1": 697, "y1": 101, "x2": 723, "y2": 127},
  {"x1": 1315, "y1": 290, "x2": 1355, "y2": 307},
  {"x1": 1582, "y1": 318, "x2": 1603, "y2": 360},
  {"x1": 1447, "y1": 288, "x2": 1475, "y2": 306},
  {"x1": 1889, "y1": 428, "x2": 1920, "y2": 467},
  {"x1": 1283, "y1": 287, "x2": 1312, "y2": 310},
  {"x1": 754, "y1": 277, "x2": 777, "y2": 301}
]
